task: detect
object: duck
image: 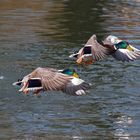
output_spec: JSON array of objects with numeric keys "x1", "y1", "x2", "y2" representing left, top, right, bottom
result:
[
  {"x1": 102, "y1": 35, "x2": 140, "y2": 62},
  {"x1": 69, "y1": 34, "x2": 109, "y2": 64},
  {"x1": 69, "y1": 34, "x2": 140, "y2": 64},
  {"x1": 13, "y1": 67, "x2": 90, "y2": 96}
]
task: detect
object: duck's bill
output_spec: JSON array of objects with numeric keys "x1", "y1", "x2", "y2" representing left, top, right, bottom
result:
[
  {"x1": 126, "y1": 44, "x2": 134, "y2": 51},
  {"x1": 13, "y1": 78, "x2": 43, "y2": 94}
]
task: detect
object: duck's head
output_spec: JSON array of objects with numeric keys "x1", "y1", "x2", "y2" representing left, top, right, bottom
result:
[
  {"x1": 61, "y1": 68, "x2": 79, "y2": 78},
  {"x1": 104, "y1": 35, "x2": 134, "y2": 51},
  {"x1": 114, "y1": 41, "x2": 134, "y2": 51}
]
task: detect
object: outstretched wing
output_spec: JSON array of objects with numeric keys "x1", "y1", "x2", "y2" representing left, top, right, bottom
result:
[
  {"x1": 62, "y1": 77, "x2": 90, "y2": 95},
  {"x1": 82, "y1": 34, "x2": 109, "y2": 61},
  {"x1": 29, "y1": 67, "x2": 72, "y2": 91},
  {"x1": 112, "y1": 47, "x2": 140, "y2": 62},
  {"x1": 103, "y1": 35, "x2": 122, "y2": 45}
]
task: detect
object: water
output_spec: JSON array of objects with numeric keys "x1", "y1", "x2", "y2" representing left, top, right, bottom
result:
[{"x1": 0, "y1": 0, "x2": 140, "y2": 139}]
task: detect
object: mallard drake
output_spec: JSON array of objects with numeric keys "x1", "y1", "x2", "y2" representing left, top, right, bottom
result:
[
  {"x1": 69, "y1": 34, "x2": 140, "y2": 64},
  {"x1": 13, "y1": 67, "x2": 90, "y2": 96},
  {"x1": 69, "y1": 34, "x2": 109, "y2": 64},
  {"x1": 103, "y1": 35, "x2": 140, "y2": 62}
]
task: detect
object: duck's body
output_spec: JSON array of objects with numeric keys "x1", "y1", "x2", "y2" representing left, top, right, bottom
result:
[
  {"x1": 13, "y1": 67, "x2": 90, "y2": 96},
  {"x1": 103, "y1": 35, "x2": 140, "y2": 62},
  {"x1": 69, "y1": 34, "x2": 140, "y2": 64}
]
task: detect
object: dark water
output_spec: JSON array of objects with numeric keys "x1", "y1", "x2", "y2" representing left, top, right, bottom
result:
[{"x1": 0, "y1": 0, "x2": 140, "y2": 139}]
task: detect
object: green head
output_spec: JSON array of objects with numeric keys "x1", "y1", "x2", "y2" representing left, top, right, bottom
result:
[
  {"x1": 62, "y1": 68, "x2": 79, "y2": 78},
  {"x1": 115, "y1": 41, "x2": 129, "y2": 49}
]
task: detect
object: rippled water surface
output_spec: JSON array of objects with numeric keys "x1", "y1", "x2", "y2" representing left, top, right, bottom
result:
[{"x1": 0, "y1": 0, "x2": 140, "y2": 139}]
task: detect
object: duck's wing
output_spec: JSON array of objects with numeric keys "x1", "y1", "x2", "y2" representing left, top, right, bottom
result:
[
  {"x1": 30, "y1": 67, "x2": 72, "y2": 91},
  {"x1": 112, "y1": 47, "x2": 140, "y2": 62},
  {"x1": 103, "y1": 35, "x2": 122, "y2": 45},
  {"x1": 83, "y1": 34, "x2": 109, "y2": 61},
  {"x1": 17, "y1": 67, "x2": 71, "y2": 92},
  {"x1": 103, "y1": 35, "x2": 116, "y2": 45},
  {"x1": 62, "y1": 77, "x2": 90, "y2": 95}
]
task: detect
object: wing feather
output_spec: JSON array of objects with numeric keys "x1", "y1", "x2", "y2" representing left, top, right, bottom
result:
[
  {"x1": 62, "y1": 78, "x2": 90, "y2": 95},
  {"x1": 28, "y1": 67, "x2": 72, "y2": 91},
  {"x1": 84, "y1": 34, "x2": 109, "y2": 61},
  {"x1": 112, "y1": 49, "x2": 140, "y2": 61}
]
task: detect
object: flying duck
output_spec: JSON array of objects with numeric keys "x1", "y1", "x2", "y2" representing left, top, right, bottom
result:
[
  {"x1": 13, "y1": 67, "x2": 90, "y2": 96},
  {"x1": 103, "y1": 35, "x2": 140, "y2": 62},
  {"x1": 69, "y1": 34, "x2": 140, "y2": 64}
]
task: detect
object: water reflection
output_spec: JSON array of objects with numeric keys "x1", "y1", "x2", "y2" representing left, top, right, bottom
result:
[
  {"x1": 0, "y1": 0, "x2": 140, "y2": 139},
  {"x1": 114, "y1": 115, "x2": 132, "y2": 139},
  {"x1": 37, "y1": 0, "x2": 108, "y2": 43}
]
